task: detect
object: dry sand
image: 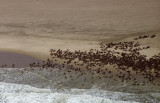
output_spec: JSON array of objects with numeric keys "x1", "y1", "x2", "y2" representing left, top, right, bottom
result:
[
  {"x1": 0, "y1": 0, "x2": 159, "y2": 75},
  {"x1": 0, "y1": 31, "x2": 160, "y2": 68},
  {"x1": 0, "y1": 30, "x2": 160, "y2": 85},
  {"x1": 0, "y1": 30, "x2": 160, "y2": 60},
  {"x1": 0, "y1": 0, "x2": 159, "y2": 61},
  {"x1": 0, "y1": 34, "x2": 99, "y2": 61}
]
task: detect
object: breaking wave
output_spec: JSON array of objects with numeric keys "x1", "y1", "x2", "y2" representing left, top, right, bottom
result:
[
  {"x1": 0, "y1": 82, "x2": 141, "y2": 103},
  {"x1": 0, "y1": 68, "x2": 160, "y2": 103}
]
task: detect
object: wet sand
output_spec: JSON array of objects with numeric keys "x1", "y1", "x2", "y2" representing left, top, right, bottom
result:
[{"x1": 0, "y1": 52, "x2": 42, "y2": 68}]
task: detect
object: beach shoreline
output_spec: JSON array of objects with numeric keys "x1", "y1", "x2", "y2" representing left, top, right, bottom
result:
[
  {"x1": 0, "y1": 31, "x2": 160, "y2": 68},
  {"x1": 0, "y1": 51, "x2": 42, "y2": 68},
  {"x1": 0, "y1": 30, "x2": 159, "y2": 60},
  {"x1": 0, "y1": 34, "x2": 99, "y2": 61}
]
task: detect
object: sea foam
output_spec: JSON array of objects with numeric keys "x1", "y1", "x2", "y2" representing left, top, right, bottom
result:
[
  {"x1": 0, "y1": 82, "x2": 139, "y2": 103},
  {"x1": 0, "y1": 68, "x2": 160, "y2": 103}
]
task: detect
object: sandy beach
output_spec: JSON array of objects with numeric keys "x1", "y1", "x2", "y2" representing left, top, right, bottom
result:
[
  {"x1": 0, "y1": 0, "x2": 160, "y2": 103},
  {"x1": 0, "y1": 34, "x2": 99, "y2": 61},
  {"x1": 0, "y1": 30, "x2": 159, "y2": 67},
  {"x1": 0, "y1": 0, "x2": 159, "y2": 61}
]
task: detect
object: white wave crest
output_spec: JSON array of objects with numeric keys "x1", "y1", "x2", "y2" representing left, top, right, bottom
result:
[{"x1": 0, "y1": 82, "x2": 138, "y2": 103}]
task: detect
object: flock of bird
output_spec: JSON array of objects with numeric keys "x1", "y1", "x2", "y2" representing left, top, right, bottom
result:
[{"x1": 1, "y1": 34, "x2": 160, "y2": 87}]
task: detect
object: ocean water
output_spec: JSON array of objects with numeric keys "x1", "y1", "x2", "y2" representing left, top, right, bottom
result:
[
  {"x1": 0, "y1": 68, "x2": 160, "y2": 103},
  {"x1": 0, "y1": 82, "x2": 139, "y2": 103}
]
